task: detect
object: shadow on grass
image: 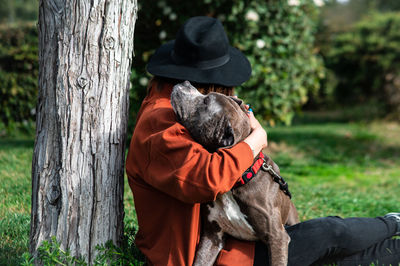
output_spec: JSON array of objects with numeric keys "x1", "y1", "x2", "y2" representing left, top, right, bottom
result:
[
  {"x1": 292, "y1": 103, "x2": 386, "y2": 125},
  {"x1": 0, "y1": 139, "x2": 34, "y2": 150}
]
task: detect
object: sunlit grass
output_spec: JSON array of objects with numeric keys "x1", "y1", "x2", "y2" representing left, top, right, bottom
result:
[
  {"x1": 1, "y1": 115, "x2": 399, "y2": 264},
  {"x1": 265, "y1": 120, "x2": 400, "y2": 220},
  {"x1": 0, "y1": 139, "x2": 33, "y2": 265}
]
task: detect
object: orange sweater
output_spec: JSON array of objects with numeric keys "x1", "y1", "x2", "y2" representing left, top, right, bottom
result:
[{"x1": 126, "y1": 82, "x2": 255, "y2": 266}]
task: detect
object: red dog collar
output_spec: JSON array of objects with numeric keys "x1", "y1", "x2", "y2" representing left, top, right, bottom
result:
[
  {"x1": 235, "y1": 152, "x2": 264, "y2": 187},
  {"x1": 234, "y1": 152, "x2": 292, "y2": 198}
]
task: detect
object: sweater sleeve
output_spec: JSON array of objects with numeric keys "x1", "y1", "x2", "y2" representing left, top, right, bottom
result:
[{"x1": 142, "y1": 122, "x2": 253, "y2": 204}]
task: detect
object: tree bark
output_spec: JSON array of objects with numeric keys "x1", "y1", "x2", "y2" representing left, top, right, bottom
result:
[{"x1": 30, "y1": 0, "x2": 137, "y2": 262}]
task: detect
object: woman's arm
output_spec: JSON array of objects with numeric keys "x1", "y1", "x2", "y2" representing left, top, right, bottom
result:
[{"x1": 243, "y1": 110, "x2": 268, "y2": 158}]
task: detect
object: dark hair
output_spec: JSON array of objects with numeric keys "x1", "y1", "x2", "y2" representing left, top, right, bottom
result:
[{"x1": 148, "y1": 76, "x2": 235, "y2": 96}]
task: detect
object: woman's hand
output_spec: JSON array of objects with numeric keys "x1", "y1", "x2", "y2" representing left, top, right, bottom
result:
[{"x1": 243, "y1": 105, "x2": 268, "y2": 158}]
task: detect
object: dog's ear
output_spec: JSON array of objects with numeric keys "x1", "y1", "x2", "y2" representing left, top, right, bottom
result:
[
  {"x1": 221, "y1": 124, "x2": 234, "y2": 147},
  {"x1": 229, "y1": 96, "x2": 243, "y2": 106}
]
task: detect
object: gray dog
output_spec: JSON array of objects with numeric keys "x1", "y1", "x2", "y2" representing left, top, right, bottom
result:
[{"x1": 170, "y1": 81, "x2": 299, "y2": 266}]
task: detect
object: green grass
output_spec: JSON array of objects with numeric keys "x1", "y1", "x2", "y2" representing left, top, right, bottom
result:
[
  {"x1": 1, "y1": 113, "x2": 399, "y2": 264},
  {"x1": 265, "y1": 120, "x2": 400, "y2": 220},
  {"x1": 0, "y1": 139, "x2": 33, "y2": 264}
]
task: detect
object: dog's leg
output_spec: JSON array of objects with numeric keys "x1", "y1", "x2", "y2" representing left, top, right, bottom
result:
[
  {"x1": 193, "y1": 232, "x2": 224, "y2": 266},
  {"x1": 265, "y1": 214, "x2": 290, "y2": 266},
  {"x1": 244, "y1": 205, "x2": 290, "y2": 266}
]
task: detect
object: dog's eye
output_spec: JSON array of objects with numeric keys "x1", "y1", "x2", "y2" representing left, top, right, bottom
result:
[{"x1": 203, "y1": 97, "x2": 209, "y2": 105}]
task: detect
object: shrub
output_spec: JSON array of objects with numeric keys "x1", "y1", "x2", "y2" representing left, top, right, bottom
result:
[
  {"x1": 0, "y1": 23, "x2": 38, "y2": 132},
  {"x1": 21, "y1": 227, "x2": 145, "y2": 265},
  {"x1": 1, "y1": 1, "x2": 324, "y2": 132},
  {"x1": 324, "y1": 12, "x2": 400, "y2": 116},
  {"x1": 132, "y1": 0, "x2": 324, "y2": 126}
]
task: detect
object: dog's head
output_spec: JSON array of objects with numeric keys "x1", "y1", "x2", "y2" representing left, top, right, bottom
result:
[{"x1": 171, "y1": 81, "x2": 251, "y2": 152}]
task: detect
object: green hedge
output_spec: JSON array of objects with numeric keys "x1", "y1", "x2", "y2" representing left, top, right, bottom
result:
[
  {"x1": 324, "y1": 12, "x2": 400, "y2": 115},
  {"x1": 0, "y1": 1, "x2": 324, "y2": 133},
  {"x1": 133, "y1": 0, "x2": 324, "y2": 125},
  {"x1": 0, "y1": 23, "x2": 38, "y2": 133}
]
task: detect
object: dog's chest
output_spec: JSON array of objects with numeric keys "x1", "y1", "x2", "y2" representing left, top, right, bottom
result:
[{"x1": 206, "y1": 191, "x2": 258, "y2": 241}]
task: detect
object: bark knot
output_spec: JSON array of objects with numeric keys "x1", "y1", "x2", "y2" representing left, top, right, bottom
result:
[
  {"x1": 77, "y1": 76, "x2": 88, "y2": 88},
  {"x1": 104, "y1": 36, "x2": 115, "y2": 50},
  {"x1": 46, "y1": 185, "x2": 61, "y2": 205}
]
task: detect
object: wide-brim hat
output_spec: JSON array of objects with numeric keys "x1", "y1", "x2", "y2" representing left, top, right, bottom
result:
[{"x1": 146, "y1": 16, "x2": 251, "y2": 87}]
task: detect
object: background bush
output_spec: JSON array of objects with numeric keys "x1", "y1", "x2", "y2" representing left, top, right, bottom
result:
[
  {"x1": 0, "y1": 23, "x2": 38, "y2": 134},
  {"x1": 0, "y1": 0, "x2": 38, "y2": 24},
  {"x1": 132, "y1": 0, "x2": 324, "y2": 126},
  {"x1": 231, "y1": 1, "x2": 324, "y2": 125},
  {"x1": 0, "y1": 1, "x2": 324, "y2": 133},
  {"x1": 321, "y1": 12, "x2": 400, "y2": 116}
]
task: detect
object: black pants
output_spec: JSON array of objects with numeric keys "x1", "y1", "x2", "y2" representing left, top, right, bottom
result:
[{"x1": 254, "y1": 216, "x2": 400, "y2": 266}]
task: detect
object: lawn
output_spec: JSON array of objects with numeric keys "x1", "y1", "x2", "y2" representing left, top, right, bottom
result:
[
  {"x1": 266, "y1": 119, "x2": 400, "y2": 220},
  {"x1": 1, "y1": 113, "x2": 399, "y2": 264}
]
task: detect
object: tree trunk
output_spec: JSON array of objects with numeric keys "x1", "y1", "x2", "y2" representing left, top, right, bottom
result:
[{"x1": 30, "y1": 0, "x2": 137, "y2": 262}]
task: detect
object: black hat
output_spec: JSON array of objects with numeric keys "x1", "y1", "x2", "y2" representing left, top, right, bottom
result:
[{"x1": 146, "y1": 16, "x2": 252, "y2": 87}]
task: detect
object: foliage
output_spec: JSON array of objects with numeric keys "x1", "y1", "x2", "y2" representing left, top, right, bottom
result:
[
  {"x1": 353, "y1": 0, "x2": 400, "y2": 12},
  {"x1": 0, "y1": 0, "x2": 38, "y2": 24},
  {"x1": 131, "y1": 0, "x2": 325, "y2": 126},
  {"x1": 318, "y1": 0, "x2": 400, "y2": 35},
  {"x1": 322, "y1": 12, "x2": 400, "y2": 116},
  {"x1": 374, "y1": 0, "x2": 400, "y2": 11},
  {"x1": 20, "y1": 235, "x2": 145, "y2": 266},
  {"x1": 93, "y1": 226, "x2": 146, "y2": 265},
  {"x1": 21, "y1": 236, "x2": 87, "y2": 265},
  {"x1": 231, "y1": 1, "x2": 325, "y2": 125},
  {"x1": 0, "y1": 23, "x2": 38, "y2": 134},
  {"x1": 0, "y1": 1, "x2": 324, "y2": 133}
]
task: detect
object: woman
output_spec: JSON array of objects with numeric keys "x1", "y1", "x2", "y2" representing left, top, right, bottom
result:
[{"x1": 126, "y1": 16, "x2": 400, "y2": 266}]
